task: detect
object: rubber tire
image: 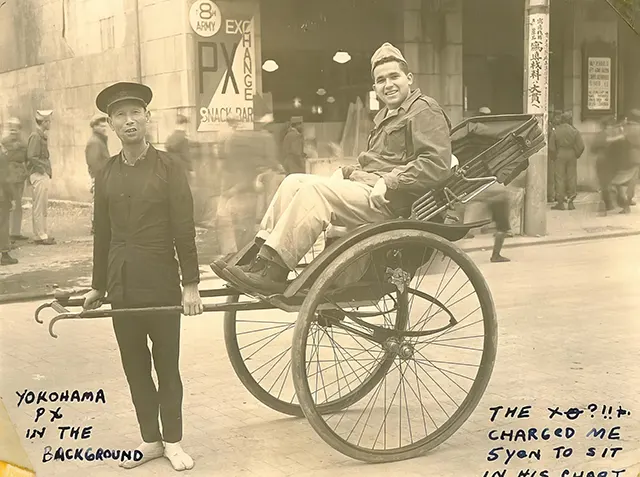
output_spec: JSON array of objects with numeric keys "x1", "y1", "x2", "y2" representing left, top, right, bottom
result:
[{"x1": 291, "y1": 229, "x2": 498, "y2": 463}]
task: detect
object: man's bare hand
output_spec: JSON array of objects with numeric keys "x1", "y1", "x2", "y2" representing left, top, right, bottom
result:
[
  {"x1": 182, "y1": 283, "x2": 203, "y2": 316},
  {"x1": 369, "y1": 178, "x2": 390, "y2": 210},
  {"x1": 83, "y1": 289, "x2": 105, "y2": 311}
]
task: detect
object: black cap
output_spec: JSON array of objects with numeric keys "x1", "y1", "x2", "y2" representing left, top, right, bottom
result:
[{"x1": 96, "y1": 82, "x2": 153, "y2": 114}]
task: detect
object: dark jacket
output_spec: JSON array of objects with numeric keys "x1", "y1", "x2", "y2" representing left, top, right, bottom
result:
[
  {"x1": 165, "y1": 129, "x2": 192, "y2": 172},
  {"x1": 548, "y1": 123, "x2": 585, "y2": 161},
  {"x1": 344, "y1": 88, "x2": 452, "y2": 217},
  {"x1": 282, "y1": 127, "x2": 305, "y2": 174},
  {"x1": 91, "y1": 145, "x2": 200, "y2": 306},
  {"x1": 1, "y1": 135, "x2": 28, "y2": 184},
  {"x1": 85, "y1": 132, "x2": 110, "y2": 179},
  {"x1": 26, "y1": 128, "x2": 52, "y2": 178}
]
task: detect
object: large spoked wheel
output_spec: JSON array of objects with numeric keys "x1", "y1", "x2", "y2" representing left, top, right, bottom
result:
[
  {"x1": 224, "y1": 232, "x2": 392, "y2": 417},
  {"x1": 291, "y1": 229, "x2": 497, "y2": 463}
]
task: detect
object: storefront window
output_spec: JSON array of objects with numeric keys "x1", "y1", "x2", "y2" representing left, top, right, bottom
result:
[{"x1": 260, "y1": 0, "x2": 400, "y2": 123}]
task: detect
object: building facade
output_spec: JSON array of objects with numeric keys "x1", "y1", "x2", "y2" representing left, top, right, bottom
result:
[{"x1": 0, "y1": 0, "x2": 636, "y2": 201}]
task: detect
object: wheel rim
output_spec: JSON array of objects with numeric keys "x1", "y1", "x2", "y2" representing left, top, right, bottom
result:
[
  {"x1": 224, "y1": 231, "x2": 360, "y2": 416},
  {"x1": 292, "y1": 230, "x2": 497, "y2": 462}
]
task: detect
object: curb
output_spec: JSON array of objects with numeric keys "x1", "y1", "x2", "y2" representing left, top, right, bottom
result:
[
  {"x1": 2, "y1": 228, "x2": 639, "y2": 306},
  {"x1": 459, "y1": 229, "x2": 640, "y2": 253}
]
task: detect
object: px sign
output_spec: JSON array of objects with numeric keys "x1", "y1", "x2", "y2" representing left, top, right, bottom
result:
[{"x1": 190, "y1": 0, "x2": 222, "y2": 38}]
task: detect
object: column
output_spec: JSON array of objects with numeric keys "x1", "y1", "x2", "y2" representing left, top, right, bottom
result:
[{"x1": 523, "y1": 0, "x2": 550, "y2": 236}]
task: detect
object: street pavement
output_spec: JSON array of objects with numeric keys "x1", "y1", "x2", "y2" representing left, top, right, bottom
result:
[{"x1": 1, "y1": 235, "x2": 639, "y2": 477}]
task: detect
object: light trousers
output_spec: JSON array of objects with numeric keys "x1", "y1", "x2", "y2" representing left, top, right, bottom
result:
[
  {"x1": 256, "y1": 174, "x2": 395, "y2": 270},
  {"x1": 29, "y1": 173, "x2": 50, "y2": 240}
]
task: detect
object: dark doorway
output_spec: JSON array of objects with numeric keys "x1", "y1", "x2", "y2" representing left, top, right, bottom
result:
[{"x1": 463, "y1": 0, "x2": 525, "y2": 115}]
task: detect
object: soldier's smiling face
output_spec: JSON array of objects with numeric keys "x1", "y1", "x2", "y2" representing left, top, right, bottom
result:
[
  {"x1": 108, "y1": 100, "x2": 150, "y2": 144},
  {"x1": 373, "y1": 61, "x2": 413, "y2": 110}
]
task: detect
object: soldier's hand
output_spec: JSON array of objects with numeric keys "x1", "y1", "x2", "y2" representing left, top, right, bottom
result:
[
  {"x1": 182, "y1": 283, "x2": 203, "y2": 316},
  {"x1": 369, "y1": 178, "x2": 390, "y2": 210},
  {"x1": 83, "y1": 289, "x2": 105, "y2": 311}
]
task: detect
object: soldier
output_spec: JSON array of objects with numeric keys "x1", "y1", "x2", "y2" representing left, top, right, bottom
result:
[
  {"x1": 212, "y1": 42, "x2": 452, "y2": 294},
  {"x1": 82, "y1": 82, "x2": 202, "y2": 471},
  {"x1": 281, "y1": 116, "x2": 305, "y2": 174},
  {"x1": 549, "y1": 111, "x2": 585, "y2": 210},
  {"x1": 26, "y1": 109, "x2": 56, "y2": 245},
  {"x1": 2, "y1": 118, "x2": 29, "y2": 243},
  {"x1": 85, "y1": 113, "x2": 110, "y2": 234},
  {"x1": 0, "y1": 135, "x2": 18, "y2": 265}
]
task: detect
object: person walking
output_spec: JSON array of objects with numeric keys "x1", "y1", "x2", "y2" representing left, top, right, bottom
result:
[
  {"x1": 281, "y1": 116, "x2": 305, "y2": 174},
  {"x1": 549, "y1": 111, "x2": 585, "y2": 210},
  {"x1": 83, "y1": 82, "x2": 202, "y2": 471},
  {"x1": 85, "y1": 113, "x2": 110, "y2": 234},
  {"x1": 0, "y1": 136, "x2": 19, "y2": 265},
  {"x1": 26, "y1": 109, "x2": 56, "y2": 244}
]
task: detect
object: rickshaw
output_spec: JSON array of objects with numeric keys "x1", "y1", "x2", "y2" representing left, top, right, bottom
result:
[{"x1": 34, "y1": 114, "x2": 545, "y2": 464}]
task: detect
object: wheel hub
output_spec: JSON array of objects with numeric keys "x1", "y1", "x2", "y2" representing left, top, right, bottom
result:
[{"x1": 384, "y1": 336, "x2": 415, "y2": 360}]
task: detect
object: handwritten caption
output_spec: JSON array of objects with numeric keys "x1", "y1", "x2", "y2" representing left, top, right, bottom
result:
[
  {"x1": 16, "y1": 388, "x2": 142, "y2": 464},
  {"x1": 482, "y1": 404, "x2": 632, "y2": 477}
]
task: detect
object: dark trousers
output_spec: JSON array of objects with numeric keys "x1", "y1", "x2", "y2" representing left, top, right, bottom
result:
[
  {"x1": 554, "y1": 157, "x2": 578, "y2": 202},
  {"x1": 0, "y1": 197, "x2": 11, "y2": 253},
  {"x1": 596, "y1": 157, "x2": 615, "y2": 209},
  {"x1": 112, "y1": 305, "x2": 183, "y2": 443},
  {"x1": 547, "y1": 156, "x2": 556, "y2": 201}
]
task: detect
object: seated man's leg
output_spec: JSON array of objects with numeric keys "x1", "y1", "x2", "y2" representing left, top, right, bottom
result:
[
  {"x1": 256, "y1": 173, "x2": 327, "y2": 242},
  {"x1": 227, "y1": 179, "x2": 395, "y2": 293}
]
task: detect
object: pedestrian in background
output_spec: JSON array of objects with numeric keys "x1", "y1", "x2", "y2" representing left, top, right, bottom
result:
[
  {"x1": 549, "y1": 111, "x2": 585, "y2": 210},
  {"x1": 592, "y1": 116, "x2": 618, "y2": 213},
  {"x1": 0, "y1": 135, "x2": 19, "y2": 265},
  {"x1": 26, "y1": 109, "x2": 56, "y2": 244},
  {"x1": 165, "y1": 114, "x2": 193, "y2": 181},
  {"x1": 2, "y1": 117, "x2": 29, "y2": 243},
  {"x1": 547, "y1": 112, "x2": 560, "y2": 202},
  {"x1": 85, "y1": 113, "x2": 110, "y2": 234},
  {"x1": 217, "y1": 100, "x2": 283, "y2": 257},
  {"x1": 281, "y1": 116, "x2": 306, "y2": 174}
]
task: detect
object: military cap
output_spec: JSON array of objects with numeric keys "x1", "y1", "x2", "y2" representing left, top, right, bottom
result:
[
  {"x1": 89, "y1": 112, "x2": 108, "y2": 127},
  {"x1": 479, "y1": 106, "x2": 492, "y2": 115},
  {"x1": 290, "y1": 116, "x2": 303, "y2": 124},
  {"x1": 35, "y1": 110, "x2": 53, "y2": 121},
  {"x1": 371, "y1": 42, "x2": 408, "y2": 73},
  {"x1": 96, "y1": 82, "x2": 153, "y2": 114},
  {"x1": 7, "y1": 117, "x2": 21, "y2": 127}
]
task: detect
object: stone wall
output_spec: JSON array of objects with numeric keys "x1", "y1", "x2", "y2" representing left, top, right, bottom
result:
[
  {"x1": 0, "y1": 0, "x2": 192, "y2": 201},
  {"x1": 397, "y1": 0, "x2": 464, "y2": 126}
]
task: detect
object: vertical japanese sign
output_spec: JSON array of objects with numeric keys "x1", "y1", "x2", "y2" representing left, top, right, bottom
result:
[
  {"x1": 586, "y1": 57, "x2": 612, "y2": 110},
  {"x1": 190, "y1": 0, "x2": 257, "y2": 131},
  {"x1": 526, "y1": 13, "x2": 549, "y2": 115}
]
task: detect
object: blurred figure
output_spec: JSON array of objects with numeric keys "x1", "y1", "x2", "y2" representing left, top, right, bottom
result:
[
  {"x1": 549, "y1": 111, "x2": 585, "y2": 210},
  {"x1": 452, "y1": 154, "x2": 513, "y2": 262},
  {"x1": 592, "y1": 116, "x2": 619, "y2": 213},
  {"x1": 623, "y1": 109, "x2": 640, "y2": 208},
  {"x1": 0, "y1": 132, "x2": 18, "y2": 265},
  {"x1": 85, "y1": 113, "x2": 110, "y2": 234},
  {"x1": 27, "y1": 109, "x2": 56, "y2": 245},
  {"x1": 2, "y1": 118, "x2": 29, "y2": 242},
  {"x1": 165, "y1": 114, "x2": 193, "y2": 180},
  {"x1": 281, "y1": 116, "x2": 306, "y2": 174},
  {"x1": 217, "y1": 102, "x2": 283, "y2": 256}
]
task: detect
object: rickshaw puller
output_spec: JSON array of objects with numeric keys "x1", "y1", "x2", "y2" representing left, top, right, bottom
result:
[
  {"x1": 215, "y1": 42, "x2": 453, "y2": 294},
  {"x1": 83, "y1": 82, "x2": 203, "y2": 471}
]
